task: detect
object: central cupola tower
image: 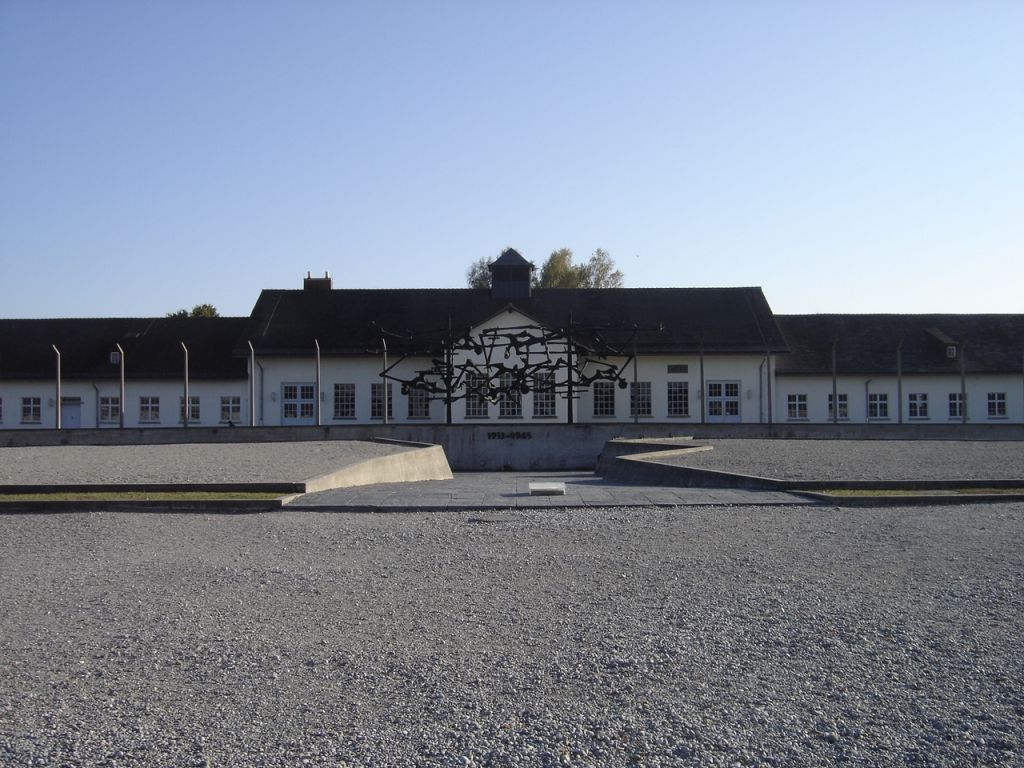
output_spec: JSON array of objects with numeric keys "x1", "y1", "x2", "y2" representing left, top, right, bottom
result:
[{"x1": 488, "y1": 248, "x2": 535, "y2": 300}]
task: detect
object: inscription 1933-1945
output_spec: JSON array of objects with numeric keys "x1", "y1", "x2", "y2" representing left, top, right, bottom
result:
[{"x1": 486, "y1": 431, "x2": 533, "y2": 440}]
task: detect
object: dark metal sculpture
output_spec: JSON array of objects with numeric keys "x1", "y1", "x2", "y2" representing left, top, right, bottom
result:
[{"x1": 373, "y1": 319, "x2": 658, "y2": 406}]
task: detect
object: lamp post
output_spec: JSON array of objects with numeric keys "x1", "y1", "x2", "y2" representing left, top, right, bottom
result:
[
  {"x1": 52, "y1": 345, "x2": 61, "y2": 430},
  {"x1": 116, "y1": 343, "x2": 125, "y2": 428},
  {"x1": 181, "y1": 342, "x2": 190, "y2": 427}
]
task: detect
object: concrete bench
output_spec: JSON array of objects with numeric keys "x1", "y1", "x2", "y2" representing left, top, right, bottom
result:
[{"x1": 529, "y1": 481, "x2": 566, "y2": 496}]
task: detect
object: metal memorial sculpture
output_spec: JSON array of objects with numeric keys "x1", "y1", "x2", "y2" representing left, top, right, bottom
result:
[{"x1": 372, "y1": 318, "x2": 660, "y2": 421}]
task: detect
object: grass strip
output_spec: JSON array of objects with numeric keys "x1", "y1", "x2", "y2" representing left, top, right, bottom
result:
[
  {"x1": 0, "y1": 491, "x2": 284, "y2": 502},
  {"x1": 823, "y1": 488, "x2": 1023, "y2": 497}
]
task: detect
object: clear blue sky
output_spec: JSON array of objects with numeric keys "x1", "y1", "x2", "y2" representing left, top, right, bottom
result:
[{"x1": 1, "y1": 0, "x2": 1021, "y2": 318}]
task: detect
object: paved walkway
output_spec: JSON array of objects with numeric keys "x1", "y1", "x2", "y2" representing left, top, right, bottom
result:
[{"x1": 287, "y1": 472, "x2": 811, "y2": 511}]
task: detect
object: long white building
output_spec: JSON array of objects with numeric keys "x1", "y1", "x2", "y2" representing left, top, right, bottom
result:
[{"x1": 2, "y1": 251, "x2": 1022, "y2": 430}]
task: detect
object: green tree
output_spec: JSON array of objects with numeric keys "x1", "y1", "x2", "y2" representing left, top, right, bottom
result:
[
  {"x1": 465, "y1": 247, "x2": 625, "y2": 289},
  {"x1": 537, "y1": 248, "x2": 624, "y2": 288},
  {"x1": 167, "y1": 304, "x2": 220, "y2": 318},
  {"x1": 583, "y1": 248, "x2": 624, "y2": 288},
  {"x1": 537, "y1": 248, "x2": 586, "y2": 288},
  {"x1": 466, "y1": 257, "x2": 491, "y2": 289}
]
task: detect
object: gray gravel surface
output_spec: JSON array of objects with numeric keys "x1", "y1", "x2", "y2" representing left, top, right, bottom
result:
[
  {"x1": 2, "y1": 504, "x2": 1022, "y2": 767},
  {"x1": 0, "y1": 441, "x2": 408, "y2": 485},
  {"x1": 654, "y1": 439, "x2": 1024, "y2": 481}
]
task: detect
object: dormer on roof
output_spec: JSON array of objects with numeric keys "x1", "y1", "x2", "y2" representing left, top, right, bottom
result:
[
  {"x1": 925, "y1": 327, "x2": 959, "y2": 359},
  {"x1": 488, "y1": 248, "x2": 535, "y2": 300}
]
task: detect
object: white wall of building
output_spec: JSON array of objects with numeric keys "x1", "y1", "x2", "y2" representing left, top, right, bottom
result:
[
  {"x1": 775, "y1": 374, "x2": 1024, "y2": 424},
  {"x1": 0, "y1": 379, "x2": 248, "y2": 430},
  {"x1": 254, "y1": 356, "x2": 449, "y2": 426},
  {"x1": 5, "y1": 352, "x2": 1022, "y2": 431}
]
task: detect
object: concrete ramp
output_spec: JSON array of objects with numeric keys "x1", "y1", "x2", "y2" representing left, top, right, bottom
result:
[
  {"x1": 300, "y1": 441, "x2": 453, "y2": 494},
  {"x1": 598, "y1": 437, "x2": 785, "y2": 489}
]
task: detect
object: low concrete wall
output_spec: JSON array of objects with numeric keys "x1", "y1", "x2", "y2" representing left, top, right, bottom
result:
[
  {"x1": 4, "y1": 422, "x2": 1024, "y2": 471},
  {"x1": 605, "y1": 456, "x2": 786, "y2": 490},
  {"x1": 594, "y1": 437, "x2": 707, "y2": 475}
]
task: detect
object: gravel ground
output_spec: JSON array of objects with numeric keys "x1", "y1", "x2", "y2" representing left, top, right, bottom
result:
[
  {"x1": 0, "y1": 441, "x2": 409, "y2": 485},
  {"x1": 2, "y1": 505, "x2": 1022, "y2": 767},
  {"x1": 654, "y1": 439, "x2": 1024, "y2": 481}
]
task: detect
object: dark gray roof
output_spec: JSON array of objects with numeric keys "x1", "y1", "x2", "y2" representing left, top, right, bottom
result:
[
  {"x1": 489, "y1": 248, "x2": 532, "y2": 268},
  {"x1": 238, "y1": 287, "x2": 787, "y2": 357},
  {"x1": 776, "y1": 314, "x2": 1024, "y2": 375},
  {"x1": 0, "y1": 317, "x2": 249, "y2": 381}
]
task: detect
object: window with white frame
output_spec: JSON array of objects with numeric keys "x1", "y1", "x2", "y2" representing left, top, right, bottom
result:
[
  {"x1": 593, "y1": 380, "x2": 615, "y2": 418},
  {"x1": 464, "y1": 374, "x2": 489, "y2": 418},
  {"x1": 868, "y1": 393, "x2": 888, "y2": 419},
  {"x1": 333, "y1": 384, "x2": 355, "y2": 419},
  {"x1": 498, "y1": 372, "x2": 522, "y2": 418},
  {"x1": 21, "y1": 397, "x2": 41, "y2": 423},
  {"x1": 630, "y1": 381, "x2": 652, "y2": 417},
  {"x1": 220, "y1": 396, "x2": 241, "y2": 424},
  {"x1": 706, "y1": 381, "x2": 741, "y2": 420},
  {"x1": 179, "y1": 395, "x2": 200, "y2": 423},
  {"x1": 828, "y1": 393, "x2": 848, "y2": 420},
  {"x1": 282, "y1": 383, "x2": 316, "y2": 422},
  {"x1": 139, "y1": 396, "x2": 160, "y2": 423},
  {"x1": 407, "y1": 385, "x2": 430, "y2": 419},
  {"x1": 908, "y1": 393, "x2": 928, "y2": 419},
  {"x1": 371, "y1": 382, "x2": 393, "y2": 420},
  {"x1": 787, "y1": 394, "x2": 808, "y2": 420},
  {"x1": 667, "y1": 381, "x2": 689, "y2": 417},
  {"x1": 988, "y1": 392, "x2": 1007, "y2": 418},
  {"x1": 532, "y1": 371, "x2": 556, "y2": 418},
  {"x1": 948, "y1": 392, "x2": 964, "y2": 419},
  {"x1": 99, "y1": 396, "x2": 120, "y2": 423}
]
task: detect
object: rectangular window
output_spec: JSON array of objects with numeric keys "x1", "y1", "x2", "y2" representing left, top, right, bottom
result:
[
  {"x1": 179, "y1": 395, "x2": 201, "y2": 423},
  {"x1": 908, "y1": 393, "x2": 928, "y2": 419},
  {"x1": 787, "y1": 394, "x2": 808, "y2": 420},
  {"x1": 299, "y1": 385, "x2": 315, "y2": 419},
  {"x1": 724, "y1": 382, "x2": 740, "y2": 417},
  {"x1": 630, "y1": 381, "x2": 652, "y2": 417},
  {"x1": 828, "y1": 393, "x2": 848, "y2": 420},
  {"x1": 464, "y1": 373, "x2": 489, "y2": 419},
  {"x1": 220, "y1": 396, "x2": 241, "y2": 424},
  {"x1": 498, "y1": 372, "x2": 522, "y2": 418},
  {"x1": 139, "y1": 396, "x2": 160, "y2": 423},
  {"x1": 371, "y1": 382, "x2": 393, "y2": 420},
  {"x1": 666, "y1": 364, "x2": 689, "y2": 374},
  {"x1": 948, "y1": 392, "x2": 964, "y2": 419},
  {"x1": 868, "y1": 393, "x2": 889, "y2": 419},
  {"x1": 21, "y1": 397, "x2": 41, "y2": 423},
  {"x1": 707, "y1": 382, "x2": 722, "y2": 417},
  {"x1": 532, "y1": 371, "x2": 556, "y2": 418},
  {"x1": 988, "y1": 392, "x2": 1007, "y2": 418},
  {"x1": 282, "y1": 384, "x2": 297, "y2": 419},
  {"x1": 100, "y1": 396, "x2": 120, "y2": 423},
  {"x1": 592, "y1": 380, "x2": 616, "y2": 418},
  {"x1": 333, "y1": 384, "x2": 355, "y2": 419},
  {"x1": 707, "y1": 381, "x2": 742, "y2": 420},
  {"x1": 21, "y1": 397, "x2": 40, "y2": 423},
  {"x1": 281, "y1": 383, "x2": 316, "y2": 422},
  {"x1": 667, "y1": 381, "x2": 689, "y2": 417},
  {"x1": 407, "y1": 386, "x2": 430, "y2": 419}
]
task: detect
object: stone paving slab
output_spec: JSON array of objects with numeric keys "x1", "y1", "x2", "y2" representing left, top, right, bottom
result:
[{"x1": 287, "y1": 472, "x2": 811, "y2": 510}]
